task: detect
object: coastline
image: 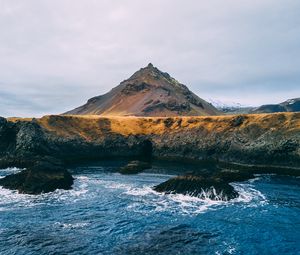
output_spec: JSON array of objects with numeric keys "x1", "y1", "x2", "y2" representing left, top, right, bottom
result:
[{"x1": 1, "y1": 112, "x2": 299, "y2": 169}]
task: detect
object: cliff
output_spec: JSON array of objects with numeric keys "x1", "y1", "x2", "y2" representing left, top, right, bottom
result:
[{"x1": 1, "y1": 112, "x2": 299, "y2": 169}]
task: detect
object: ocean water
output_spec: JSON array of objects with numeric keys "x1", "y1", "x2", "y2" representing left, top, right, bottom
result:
[{"x1": 0, "y1": 163, "x2": 299, "y2": 255}]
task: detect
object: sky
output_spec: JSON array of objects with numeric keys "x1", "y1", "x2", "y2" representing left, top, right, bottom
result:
[{"x1": 0, "y1": 0, "x2": 299, "y2": 117}]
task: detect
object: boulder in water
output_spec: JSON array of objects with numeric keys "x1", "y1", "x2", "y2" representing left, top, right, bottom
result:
[
  {"x1": 0, "y1": 158, "x2": 74, "y2": 194},
  {"x1": 154, "y1": 174, "x2": 239, "y2": 201},
  {"x1": 119, "y1": 160, "x2": 151, "y2": 174},
  {"x1": 213, "y1": 169, "x2": 255, "y2": 183}
]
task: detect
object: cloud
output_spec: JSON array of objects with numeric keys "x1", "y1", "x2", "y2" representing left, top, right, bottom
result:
[{"x1": 0, "y1": 0, "x2": 299, "y2": 116}]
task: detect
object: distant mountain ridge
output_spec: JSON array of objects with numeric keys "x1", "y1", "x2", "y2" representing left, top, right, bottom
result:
[
  {"x1": 252, "y1": 98, "x2": 300, "y2": 114},
  {"x1": 208, "y1": 99, "x2": 255, "y2": 115},
  {"x1": 64, "y1": 63, "x2": 221, "y2": 116},
  {"x1": 210, "y1": 98, "x2": 300, "y2": 115}
]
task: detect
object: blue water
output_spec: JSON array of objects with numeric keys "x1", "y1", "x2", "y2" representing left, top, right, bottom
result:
[{"x1": 0, "y1": 163, "x2": 299, "y2": 255}]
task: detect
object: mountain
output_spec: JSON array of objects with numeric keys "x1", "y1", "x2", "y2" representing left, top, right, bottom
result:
[
  {"x1": 64, "y1": 63, "x2": 221, "y2": 116},
  {"x1": 252, "y1": 98, "x2": 300, "y2": 114},
  {"x1": 208, "y1": 99, "x2": 255, "y2": 115}
]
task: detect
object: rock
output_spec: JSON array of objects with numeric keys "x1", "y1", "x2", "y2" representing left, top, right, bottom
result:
[
  {"x1": 1, "y1": 112, "x2": 299, "y2": 172},
  {"x1": 119, "y1": 160, "x2": 151, "y2": 174},
  {"x1": 0, "y1": 117, "x2": 16, "y2": 152},
  {"x1": 153, "y1": 167, "x2": 257, "y2": 201},
  {"x1": 154, "y1": 174, "x2": 239, "y2": 201},
  {"x1": 15, "y1": 121, "x2": 47, "y2": 154},
  {"x1": 0, "y1": 159, "x2": 74, "y2": 194},
  {"x1": 143, "y1": 101, "x2": 192, "y2": 115},
  {"x1": 213, "y1": 169, "x2": 255, "y2": 183},
  {"x1": 121, "y1": 82, "x2": 151, "y2": 95},
  {"x1": 230, "y1": 115, "x2": 246, "y2": 127},
  {"x1": 164, "y1": 118, "x2": 175, "y2": 128}
]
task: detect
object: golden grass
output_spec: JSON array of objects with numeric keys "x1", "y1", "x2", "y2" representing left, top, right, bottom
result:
[
  {"x1": 7, "y1": 117, "x2": 33, "y2": 122},
  {"x1": 8, "y1": 112, "x2": 300, "y2": 141}
]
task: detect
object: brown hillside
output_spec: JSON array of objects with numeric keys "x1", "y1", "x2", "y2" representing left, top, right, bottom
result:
[
  {"x1": 64, "y1": 63, "x2": 221, "y2": 117},
  {"x1": 33, "y1": 112, "x2": 299, "y2": 140}
]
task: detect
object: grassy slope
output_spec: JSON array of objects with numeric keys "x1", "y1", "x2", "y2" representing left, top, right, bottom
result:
[{"x1": 11, "y1": 112, "x2": 297, "y2": 141}]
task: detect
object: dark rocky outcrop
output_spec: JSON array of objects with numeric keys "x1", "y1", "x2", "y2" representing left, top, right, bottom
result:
[
  {"x1": 154, "y1": 174, "x2": 239, "y2": 201},
  {"x1": 121, "y1": 82, "x2": 151, "y2": 95},
  {"x1": 119, "y1": 160, "x2": 152, "y2": 175},
  {"x1": 154, "y1": 169, "x2": 255, "y2": 200},
  {"x1": 213, "y1": 169, "x2": 255, "y2": 183},
  {"x1": 1, "y1": 113, "x2": 299, "y2": 169},
  {"x1": 0, "y1": 158, "x2": 74, "y2": 194}
]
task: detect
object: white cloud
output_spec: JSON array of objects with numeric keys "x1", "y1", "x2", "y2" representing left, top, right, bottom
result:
[{"x1": 0, "y1": 0, "x2": 299, "y2": 116}]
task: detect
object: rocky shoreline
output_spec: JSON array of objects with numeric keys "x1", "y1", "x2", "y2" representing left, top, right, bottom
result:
[{"x1": 0, "y1": 113, "x2": 299, "y2": 198}]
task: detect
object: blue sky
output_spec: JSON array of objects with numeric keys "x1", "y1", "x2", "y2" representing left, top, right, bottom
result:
[{"x1": 0, "y1": 0, "x2": 299, "y2": 117}]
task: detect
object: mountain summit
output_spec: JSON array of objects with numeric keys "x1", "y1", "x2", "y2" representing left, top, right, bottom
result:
[{"x1": 64, "y1": 64, "x2": 221, "y2": 116}]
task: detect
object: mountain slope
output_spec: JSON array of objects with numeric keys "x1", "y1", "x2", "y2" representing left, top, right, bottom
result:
[
  {"x1": 252, "y1": 98, "x2": 300, "y2": 114},
  {"x1": 208, "y1": 99, "x2": 255, "y2": 114},
  {"x1": 64, "y1": 63, "x2": 221, "y2": 116}
]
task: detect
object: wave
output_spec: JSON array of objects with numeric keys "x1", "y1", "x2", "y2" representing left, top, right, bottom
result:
[
  {"x1": 54, "y1": 221, "x2": 90, "y2": 229},
  {"x1": 124, "y1": 186, "x2": 228, "y2": 214},
  {"x1": 231, "y1": 183, "x2": 267, "y2": 205},
  {"x1": 121, "y1": 181, "x2": 268, "y2": 215},
  {"x1": 0, "y1": 175, "x2": 91, "y2": 211},
  {"x1": 0, "y1": 167, "x2": 23, "y2": 172},
  {"x1": 0, "y1": 173, "x2": 268, "y2": 215},
  {"x1": 0, "y1": 167, "x2": 24, "y2": 179}
]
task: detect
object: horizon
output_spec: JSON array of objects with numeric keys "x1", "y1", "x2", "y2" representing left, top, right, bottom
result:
[{"x1": 1, "y1": 1, "x2": 300, "y2": 117}]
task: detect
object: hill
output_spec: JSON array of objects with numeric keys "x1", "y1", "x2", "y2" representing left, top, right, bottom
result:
[
  {"x1": 252, "y1": 98, "x2": 300, "y2": 114},
  {"x1": 64, "y1": 63, "x2": 221, "y2": 116}
]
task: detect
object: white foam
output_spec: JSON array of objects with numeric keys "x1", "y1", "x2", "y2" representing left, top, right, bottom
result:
[
  {"x1": 0, "y1": 167, "x2": 24, "y2": 179},
  {"x1": 231, "y1": 183, "x2": 267, "y2": 206},
  {"x1": 248, "y1": 177, "x2": 261, "y2": 183},
  {"x1": 118, "y1": 184, "x2": 228, "y2": 215},
  {"x1": 124, "y1": 186, "x2": 157, "y2": 196},
  {"x1": 82, "y1": 174, "x2": 268, "y2": 215},
  {"x1": 77, "y1": 176, "x2": 89, "y2": 181},
  {"x1": 0, "y1": 171, "x2": 268, "y2": 215},
  {"x1": 63, "y1": 222, "x2": 88, "y2": 228},
  {"x1": 121, "y1": 181, "x2": 268, "y2": 215},
  {"x1": 0, "y1": 167, "x2": 23, "y2": 172},
  {"x1": 54, "y1": 222, "x2": 89, "y2": 229},
  {"x1": 0, "y1": 174, "x2": 92, "y2": 211}
]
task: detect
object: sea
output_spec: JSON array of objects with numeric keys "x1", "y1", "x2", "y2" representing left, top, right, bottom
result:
[{"x1": 0, "y1": 161, "x2": 299, "y2": 255}]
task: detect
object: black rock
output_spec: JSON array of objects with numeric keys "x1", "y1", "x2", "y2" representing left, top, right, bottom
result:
[
  {"x1": 154, "y1": 174, "x2": 239, "y2": 201},
  {"x1": 119, "y1": 160, "x2": 151, "y2": 175},
  {"x1": 213, "y1": 169, "x2": 255, "y2": 183},
  {"x1": 230, "y1": 115, "x2": 246, "y2": 127},
  {"x1": 0, "y1": 159, "x2": 74, "y2": 194}
]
